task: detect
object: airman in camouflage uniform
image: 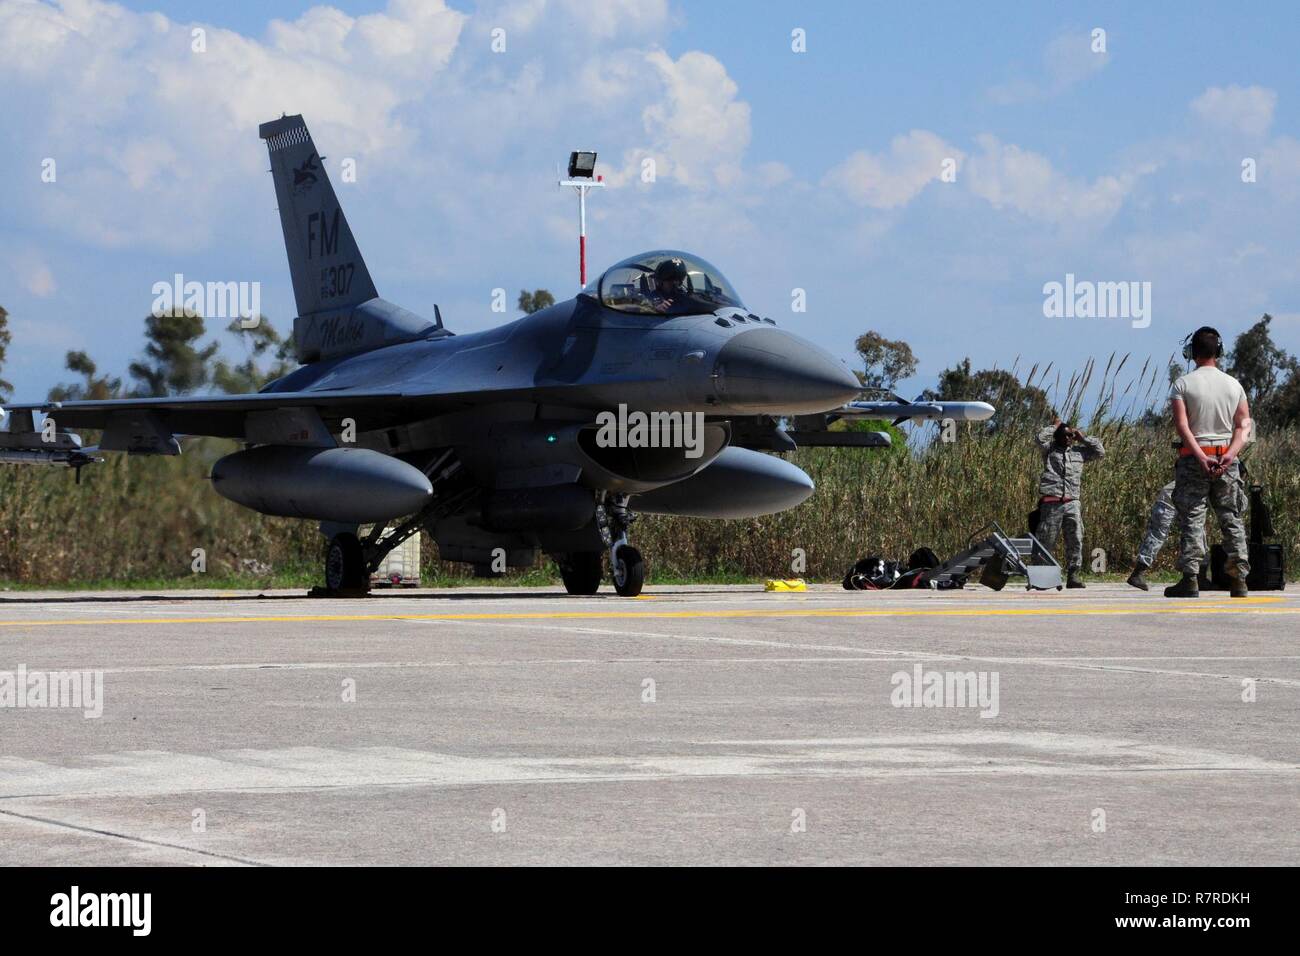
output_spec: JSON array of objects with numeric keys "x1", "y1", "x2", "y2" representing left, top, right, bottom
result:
[
  {"x1": 1171, "y1": 454, "x2": 1248, "y2": 579},
  {"x1": 1164, "y1": 327, "x2": 1252, "y2": 599},
  {"x1": 1138, "y1": 482, "x2": 1178, "y2": 568},
  {"x1": 1127, "y1": 480, "x2": 1206, "y2": 590},
  {"x1": 1034, "y1": 420, "x2": 1105, "y2": 588}
]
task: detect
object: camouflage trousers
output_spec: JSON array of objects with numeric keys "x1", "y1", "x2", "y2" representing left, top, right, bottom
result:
[
  {"x1": 1036, "y1": 499, "x2": 1083, "y2": 571},
  {"x1": 1172, "y1": 456, "x2": 1249, "y2": 577},
  {"x1": 1136, "y1": 480, "x2": 1207, "y2": 567}
]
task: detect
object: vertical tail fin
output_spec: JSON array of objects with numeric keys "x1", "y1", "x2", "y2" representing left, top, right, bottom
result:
[{"x1": 259, "y1": 115, "x2": 378, "y2": 317}]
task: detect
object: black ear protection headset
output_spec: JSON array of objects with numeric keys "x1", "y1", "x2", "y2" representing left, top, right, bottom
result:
[{"x1": 1182, "y1": 326, "x2": 1224, "y2": 361}]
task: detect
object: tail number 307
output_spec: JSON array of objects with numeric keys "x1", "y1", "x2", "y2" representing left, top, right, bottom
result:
[{"x1": 320, "y1": 263, "x2": 355, "y2": 301}]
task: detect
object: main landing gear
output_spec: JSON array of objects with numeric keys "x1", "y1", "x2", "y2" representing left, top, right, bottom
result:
[
  {"x1": 325, "y1": 532, "x2": 368, "y2": 592},
  {"x1": 318, "y1": 451, "x2": 474, "y2": 597},
  {"x1": 556, "y1": 552, "x2": 603, "y2": 595},
  {"x1": 321, "y1": 520, "x2": 425, "y2": 597}
]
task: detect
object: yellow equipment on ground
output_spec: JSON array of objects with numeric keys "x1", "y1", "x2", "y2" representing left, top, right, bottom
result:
[{"x1": 764, "y1": 578, "x2": 807, "y2": 592}]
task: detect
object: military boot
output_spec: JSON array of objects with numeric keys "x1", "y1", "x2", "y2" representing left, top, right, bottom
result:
[
  {"x1": 1126, "y1": 561, "x2": 1150, "y2": 591},
  {"x1": 1230, "y1": 573, "x2": 1249, "y2": 599},
  {"x1": 1163, "y1": 573, "x2": 1199, "y2": 599},
  {"x1": 1066, "y1": 569, "x2": 1086, "y2": 588}
]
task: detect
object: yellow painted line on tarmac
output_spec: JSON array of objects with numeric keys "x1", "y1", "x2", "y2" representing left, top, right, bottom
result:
[{"x1": 0, "y1": 597, "x2": 1292, "y2": 629}]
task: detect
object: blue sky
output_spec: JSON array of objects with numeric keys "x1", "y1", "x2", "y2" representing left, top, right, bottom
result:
[{"x1": 1, "y1": 0, "x2": 1297, "y2": 406}]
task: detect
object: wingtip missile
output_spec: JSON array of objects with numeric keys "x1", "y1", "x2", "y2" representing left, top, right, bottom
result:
[
  {"x1": 840, "y1": 400, "x2": 996, "y2": 422},
  {"x1": 941, "y1": 400, "x2": 996, "y2": 421}
]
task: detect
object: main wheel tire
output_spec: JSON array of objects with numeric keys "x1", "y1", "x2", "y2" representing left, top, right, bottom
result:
[
  {"x1": 611, "y1": 545, "x2": 645, "y2": 597},
  {"x1": 558, "y1": 551, "x2": 603, "y2": 595},
  {"x1": 325, "y1": 533, "x2": 367, "y2": 592}
]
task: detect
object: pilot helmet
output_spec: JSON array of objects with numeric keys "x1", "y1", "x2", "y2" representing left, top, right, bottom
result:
[{"x1": 654, "y1": 257, "x2": 688, "y2": 286}]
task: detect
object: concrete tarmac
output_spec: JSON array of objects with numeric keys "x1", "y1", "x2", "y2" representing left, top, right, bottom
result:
[{"x1": 0, "y1": 583, "x2": 1296, "y2": 865}]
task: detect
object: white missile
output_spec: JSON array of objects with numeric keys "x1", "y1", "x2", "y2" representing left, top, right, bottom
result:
[{"x1": 839, "y1": 400, "x2": 996, "y2": 422}]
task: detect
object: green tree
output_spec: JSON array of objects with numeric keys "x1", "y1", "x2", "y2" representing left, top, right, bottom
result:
[
  {"x1": 48, "y1": 351, "x2": 122, "y2": 402},
  {"x1": 212, "y1": 317, "x2": 296, "y2": 394},
  {"x1": 1265, "y1": 371, "x2": 1300, "y2": 426},
  {"x1": 923, "y1": 358, "x2": 1051, "y2": 433},
  {"x1": 128, "y1": 309, "x2": 219, "y2": 397},
  {"x1": 1228, "y1": 315, "x2": 1293, "y2": 409},
  {"x1": 518, "y1": 289, "x2": 555, "y2": 314},
  {"x1": 0, "y1": 305, "x2": 12, "y2": 400},
  {"x1": 854, "y1": 330, "x2": 917, "y2": 392}
]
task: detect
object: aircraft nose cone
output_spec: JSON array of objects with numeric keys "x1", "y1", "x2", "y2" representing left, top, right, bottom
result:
[{"x1": 713, "y1": 328, "x2": 861, "y2": 413}]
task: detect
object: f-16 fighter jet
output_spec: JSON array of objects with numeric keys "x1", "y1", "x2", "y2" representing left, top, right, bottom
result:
[{"x1": 0, "y1": 116, "x2": 992, "y2": 596}]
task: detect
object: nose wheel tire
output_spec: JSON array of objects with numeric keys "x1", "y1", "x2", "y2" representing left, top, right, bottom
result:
[
  {"x1": 325, "y1": 533, "x2": 367, "y2": 593},
  {"x1": 558, "y1": 551, "x2": 603, "y2": 595},
  {"x1": 611, "y1": 545, "x2": 645, "y2": 597}
]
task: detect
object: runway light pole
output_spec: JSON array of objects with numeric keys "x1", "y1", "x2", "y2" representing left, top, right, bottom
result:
[{"x1": 559, "y1": 150, "x2": 603, "y2": 288}]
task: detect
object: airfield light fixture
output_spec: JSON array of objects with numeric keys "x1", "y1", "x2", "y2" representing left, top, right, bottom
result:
[
  {"x1": 558, "y1": 149, "x2": 604, "y2": 288},
  {"x1": 568, "y1": 151, "x2": 597, "y2": 179}
]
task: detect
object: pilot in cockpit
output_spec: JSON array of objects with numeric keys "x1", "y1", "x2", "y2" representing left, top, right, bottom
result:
[
  {"x1": 597, "y1": 250, "x2": 743, "y2": 317},
  {"x1": 650, "y1": 257, "x2": 689, "y2": 313}
]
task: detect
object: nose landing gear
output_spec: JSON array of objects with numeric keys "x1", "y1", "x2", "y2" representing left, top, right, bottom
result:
[
  {"x1": 611, "y1": 544, "x2": 645, "y2": 597},
  {"x1": 598, "y1": 494, "x2": 645, "y2": 597}
]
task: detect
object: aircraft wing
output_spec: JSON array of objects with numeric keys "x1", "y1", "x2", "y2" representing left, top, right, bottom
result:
[
  {"x1": 0, "y1": 377, "x2": 667, "y2": 462},
  {"x1": 5, "y1": 390, "x2": 403, "y2": 431},
  {"x1": 0, "y1": 389, "x2": 433, "y2": 463}
]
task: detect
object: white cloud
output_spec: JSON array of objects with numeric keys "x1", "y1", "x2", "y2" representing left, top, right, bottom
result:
[
  {"x1": 640, "y1": 50, "x2": 752, "y2": 188},
  {"x1": 26, "y1": 263, "x2": 55, "y2": 297},
  {"x1": 823, "y1": 131, "x2": 960, "y2": 209},
  {"x1": 0, "y1": 0, "x2": 751, "y2": 261},
  {"x1": 473, "y1": 0, "x2": 669, "y2": 42},
  {"x1": 964, "y1": 134, "x2": 1151, "y2": 228},
  {"x1": 12, "y1": 252, "x2": 57, "y2": 297},
  {"x1": 754, "y1": 161, "x2": 793, "y2": 188},
  {"x1": 266, "y1": 6, "x2": 355, "y2": 60},
  {"x1": 556, "y1": 0, "x2": 670, "y2": 41},
  {"x1": 1191, "y1": 84, "x2": 1276, "y2": 136},
  {"x1": 349, "y1": 0, "x2": 463, "y2": 66},
  {"x1": 0, "y1": 0, "x2": 468, "y2": 250},
  {"x1": 1185, "y1": 87, "x2": 1296, "y2": 201},
  {"x1": 1043, "y1": 30, "x2": 1109, "y2": 89},
  {"x1": 114, "y1": 138, "x2": 179, "y2": 192},
  {"x1": 987, "y1": 30, "x2": 1109, "y2": 105}
]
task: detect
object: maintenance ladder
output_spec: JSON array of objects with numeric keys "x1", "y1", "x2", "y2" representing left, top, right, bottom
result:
[{"x1": 926, "y1": 522, "x2": 1062, "y2": 591}]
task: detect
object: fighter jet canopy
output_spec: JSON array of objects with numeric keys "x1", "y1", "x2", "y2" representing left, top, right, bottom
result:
[{"x1": 596, "y1": 250, "x2": 744, "y2": 316}]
